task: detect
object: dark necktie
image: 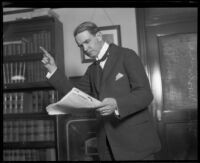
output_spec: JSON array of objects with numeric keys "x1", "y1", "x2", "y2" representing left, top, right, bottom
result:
[
  {"x1": 95, "y1": 52, "x2": 109, "y2": 94},
  {"x1": 95, "y1": 52, "x2": 109, "y2": 77},
  {"x1": 95, "y1": 52, "x2": 109, "y2": 65}
]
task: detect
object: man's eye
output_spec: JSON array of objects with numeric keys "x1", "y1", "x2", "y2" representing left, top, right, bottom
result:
[{"x1": 78, "y1": 45, "x2": 83, "y2": 48}]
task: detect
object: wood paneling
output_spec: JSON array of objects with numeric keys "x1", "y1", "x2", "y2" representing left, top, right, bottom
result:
[{"x1": 136, "y1": 8, "x2": 197, "y2": 160}]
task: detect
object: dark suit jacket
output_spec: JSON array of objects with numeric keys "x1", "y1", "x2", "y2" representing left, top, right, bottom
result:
[{"x1": 48, "y1": 44, "x2": 161, "y2": 160}]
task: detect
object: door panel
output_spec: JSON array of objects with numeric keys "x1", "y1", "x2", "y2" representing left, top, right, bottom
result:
[
  {"x1": 147, "y1": 21, "x2": 197, "y2": 161},
  {"x1": 158, "y1": 33, "x2": 197, "y2": 110},
  {"x1": 136, "y1": 8, "x2": 197, "y2": 160}
]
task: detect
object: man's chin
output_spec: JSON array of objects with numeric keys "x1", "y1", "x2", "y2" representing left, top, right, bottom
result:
[{"x1": 86, "y1": 54, "x2": 96, "y2": 59}]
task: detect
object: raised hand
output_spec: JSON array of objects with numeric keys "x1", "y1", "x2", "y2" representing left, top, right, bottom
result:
[{"x1": 40, "y1": 46, "x2": 57, "y2": 73}]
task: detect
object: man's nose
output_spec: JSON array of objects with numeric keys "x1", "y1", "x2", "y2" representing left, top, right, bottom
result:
[{"x1": 83, "y1": 44, "x2": 88, "y2": 51}]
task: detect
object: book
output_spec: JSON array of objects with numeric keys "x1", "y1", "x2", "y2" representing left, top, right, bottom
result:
[
  {"x1": 45, "y1": 148, "x2": 56, "y2": 161},
  {"x1": 3, "y1": 122, "x2": 7, "y2": 142},
  {"x1": 3, "y1": 64, "x2": 6, "y2": 84},
  {"x1": 3, "y1": 40, "x2": 23, "y2": 45},
  {"x1": 46, "y1": 87, "x2": 102, "y2": 115}
]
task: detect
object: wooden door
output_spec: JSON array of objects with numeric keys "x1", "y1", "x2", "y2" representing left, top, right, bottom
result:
[{"x1": 136, "y1": 8, "x2": 197, "y2": 160}]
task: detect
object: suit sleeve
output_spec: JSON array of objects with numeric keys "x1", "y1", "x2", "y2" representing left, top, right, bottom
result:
[
  {"x1": 115, "y1": 50, "x2": 153, "y2": 119},
  {"x1": 47, "y1": 67, "x2": 92, "y2": 96}
]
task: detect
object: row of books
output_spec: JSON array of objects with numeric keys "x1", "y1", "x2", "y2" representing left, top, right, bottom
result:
[
  {"x1": 3, "y1": 148, "x2": 56, "y2": 161},
  {"x1": 3, "y1": 60, "x2": 47, "y2": 84},
  {"x1": 32, "y1": 90, "x2": 59, "y2": 113},
  {"x1": 3, "y1": 31, "x2": 51, "y2": 56},
  {"x1": 3, "y1": 90, "x2": 58, "y2": 114},
  {"x1": 3, "y1": 120, "x2": 55, "y2": 142}
]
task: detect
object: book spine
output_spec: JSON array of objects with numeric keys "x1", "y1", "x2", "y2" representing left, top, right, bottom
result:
[
  {"x1": 16, "y1": 93, "x2": 20, "y2": 113},
  {"x1": 32, "y1": 91, "x2": 36, "y2": 113},
  {"x1": 38, "y1": 32, "x2": 42, "y2": 53},
  {"x1": 38, "y1": 91, "x2": 43, "y2": 112},
  {"x1": 22, "y1": 120, "x2": 27, "y2": 142},
  {"x1": 3, "y1": 121, "x2": 7, "y2": 142},
  {"x1": 13, "y1": 62, "x2": 16, "y2": 83},
  {"x1": 19, "y1": 92, "x2": 24, "y2": 113},
  {"x1": 50, "y1": 120, "x2": 55, "y2": 141},
  {"x1": 44, "y1": 31, "x2": 48, "y2": 51},
  {"x1": 26, "y1": 62, "x2": 30, "y2": 83},
  {"x1": 5, "y1": 63, "x2": 9, "y2": 84},
  {"x1": 19, "y1": 120, "x2": 24, "y2": 142},
  {"x1": 7, "y1": 44, "x2": 11, "y2": 56},
  {"x1": 23, "y1": 62, "x2": 26, "y2": 83},
  {"x1": 26, "y1": 120, "x2": 32, "y2": 142},
  {"x1": 33, "y1": 33, "x2": 37, "y2": 54},
  {"x1": 36, "y1": 61, "x2": 39, "y2": 82},
  {"x1": 47, "y1": 31, "x2": 51, "y2": 52},
  {"x1": 27, "y1": 37, "x2": 31, "y2": 55},
  {"x1": 30, "y1": 120, "x2": 35, "y2": 141},
  {"x1": 31, "y1": 61, "x2": 34, "y2": 82},
  {"x1": 43, "y1": 120, "x2": 48, "y2": 141},
  {"x1": 3, "y1": 44, "x2": 7, "y2": 57},
  {"x1": 30, "y1": 38, "x2": 34, "y2": 54},
  {"x1": 21, "y1": 40, "x2": 26, "y2": 55},
  {"x1": 10, "y1": 62, "x2": 13, "y2": 84},
  {"x1": 36, "y1": 120, "x2": 44, "y2": 141},
  {"x1": 3, "y1": 64, "x2": 6, "y2": 84},
  {"x1": 8, "y1": 93, "x2": 12, "y2": 114},
  {"x1": 19, "y1": 62, "x2": 22, "y2": 83},
  {"x1": 12, "y1": 120, "x2": 19, "y2": 142},
  {"x1": 46, "y1": 148, "x2": 56, "y2": 161},
  {"x1": 40, "y1": 31, "x2": 45, "y2": 50},
  {"x1": 7, "y1": 121, "x2": 13, "y2": 142},
  {"x1": 14, "y1": 93, "x2": 17, "y2": 113},
  {"x1": 15, "y1": 150, "x2": 20, "y2": 161},
  {"x1": 3, "y1": 93, "x2": 7, "y2": 114}
]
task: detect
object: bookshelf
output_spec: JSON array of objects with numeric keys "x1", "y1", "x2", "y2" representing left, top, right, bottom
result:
[{"x1": 3, "y1": 16, "x2": 64, "y2": 161}]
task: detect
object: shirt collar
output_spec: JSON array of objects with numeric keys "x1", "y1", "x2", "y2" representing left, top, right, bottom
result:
[{"x1": 96, "y1": 42, "x2": 109, "y2": 61}]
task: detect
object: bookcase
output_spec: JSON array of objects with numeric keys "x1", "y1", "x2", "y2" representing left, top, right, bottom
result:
[{"x1": 3, "y1": 16, "x2": 64, "y2": 161}]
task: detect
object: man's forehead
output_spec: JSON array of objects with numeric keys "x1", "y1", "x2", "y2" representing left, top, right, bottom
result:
[
  {"x1": 75, "y1": 30, "x2": 94, "y2": 44},
  {"x1": 77, "y1": 30, "x2": 92, "y2": 37}
]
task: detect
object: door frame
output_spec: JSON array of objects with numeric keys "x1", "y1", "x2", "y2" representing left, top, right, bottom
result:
[{"x1": 135, "y1": 8, "x2": 197, "y2": 160}]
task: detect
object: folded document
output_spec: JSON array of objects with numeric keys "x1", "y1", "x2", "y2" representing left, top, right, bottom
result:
[{"x1": 46, "y1": 87, "x2": 102, "y2": 115}]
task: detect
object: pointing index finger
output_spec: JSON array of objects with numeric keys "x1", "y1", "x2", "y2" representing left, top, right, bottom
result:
[{"x1": 40, "y1": 46, "x2": 51, "y2": 57}]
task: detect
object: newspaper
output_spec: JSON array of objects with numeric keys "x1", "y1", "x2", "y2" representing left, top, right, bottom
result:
[{"x1": 46, "y1": 87, "x2": 102, "y2": 115}]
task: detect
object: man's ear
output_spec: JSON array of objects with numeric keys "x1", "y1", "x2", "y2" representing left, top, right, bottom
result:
[{"x1": 96, "y1": 31, "x2": 103, "y2": 41}]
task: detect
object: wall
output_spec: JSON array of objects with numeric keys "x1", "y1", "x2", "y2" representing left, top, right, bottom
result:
[{"x1": 3, "y1": 8, "x2": 138, "y2": 77}]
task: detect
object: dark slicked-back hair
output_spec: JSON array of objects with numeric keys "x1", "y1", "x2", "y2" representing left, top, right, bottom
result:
[{"x1": 73, "y1": 21, "x2": 100, "y2": 37}]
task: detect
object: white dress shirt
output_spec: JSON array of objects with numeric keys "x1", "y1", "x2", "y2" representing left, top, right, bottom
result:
[{"x1": 96, "y1": 42, "x2": 109, "y2": 68}]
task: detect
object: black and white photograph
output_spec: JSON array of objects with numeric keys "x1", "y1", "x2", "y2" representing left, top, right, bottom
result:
[{"x1": 2, "y1": 3, "x2": 198, "y2": 161}]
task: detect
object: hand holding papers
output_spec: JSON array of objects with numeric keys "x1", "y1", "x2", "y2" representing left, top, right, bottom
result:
[{"x1": 46, "y1": 87, "x2": 102, "y2": 115}]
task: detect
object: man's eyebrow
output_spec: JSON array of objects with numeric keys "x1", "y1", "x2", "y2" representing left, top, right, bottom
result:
[
  {"x1": 78, "y1": 39, "x2": 90, "y2": 47},
  {"x1": 83, "y1": 39, "x2": 90, "y2": 43}
]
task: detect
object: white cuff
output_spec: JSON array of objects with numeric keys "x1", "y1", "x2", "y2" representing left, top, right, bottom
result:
[{"x1": 46, "y1": 68, "x2": 57, "y2": 79}]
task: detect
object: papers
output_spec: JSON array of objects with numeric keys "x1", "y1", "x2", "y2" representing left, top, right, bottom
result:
[{"x1": 46, "y1": 87, "x2": 102, "y2": 115}]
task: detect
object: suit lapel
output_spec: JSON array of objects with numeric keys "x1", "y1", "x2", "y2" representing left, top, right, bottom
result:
[
  {"x1": 101, "y1": 44, "x2": 119, "y2": 87},
  {"x1": 92, "y1": 44, "x2": 119, "y2": 96}
]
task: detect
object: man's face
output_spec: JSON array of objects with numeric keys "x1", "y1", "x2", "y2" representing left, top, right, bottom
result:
[{"x1": 75, "y1": 30, "x2": 103, "y2": 59}]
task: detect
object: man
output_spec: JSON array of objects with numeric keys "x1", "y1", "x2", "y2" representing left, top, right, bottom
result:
[{"x1": 41, "y1": 21, "x2": 161, "y2": 160}]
